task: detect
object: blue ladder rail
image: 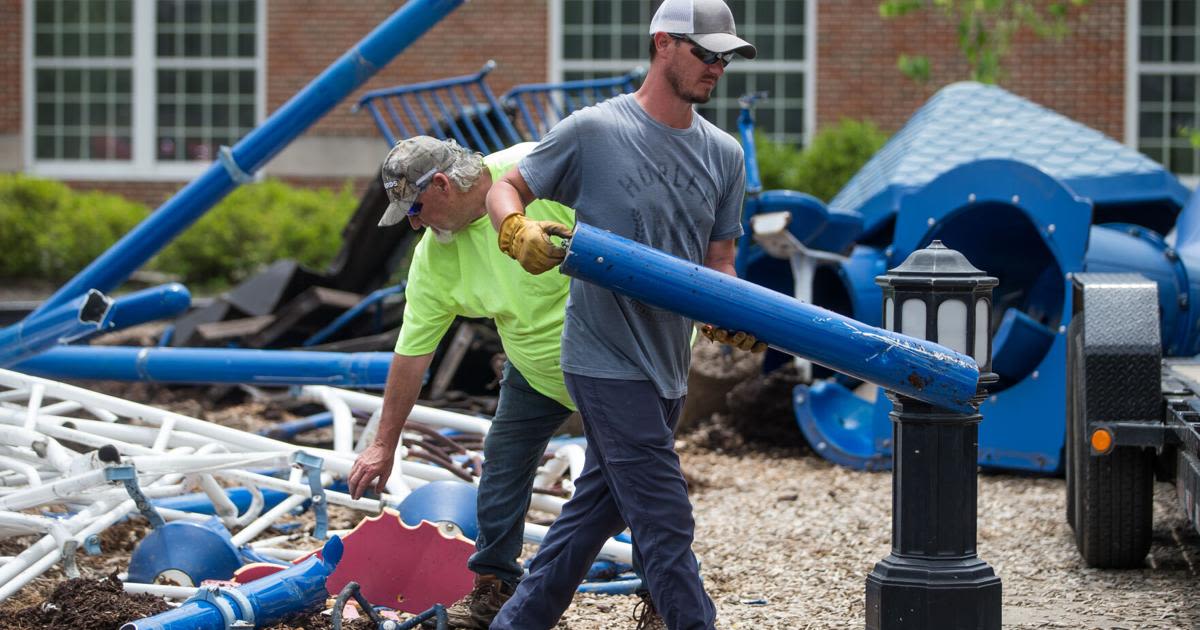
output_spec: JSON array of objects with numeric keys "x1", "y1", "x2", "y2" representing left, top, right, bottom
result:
[
  {"x1": 357, "y1": 64, "x2": 644, "y2": 149},
  {"x1": 354, "y1": 61, "x2": 522, "y2": 153},
  {"x1": 501, "y1": 68, "x2": 644, "y2": 141}
]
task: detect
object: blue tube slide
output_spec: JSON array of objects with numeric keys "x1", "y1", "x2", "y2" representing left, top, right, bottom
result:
[
  {"x1": 0, "y1": 290, "x2": 111, "y2": 368},
  {"x1": 30, "y1": 0, "x2": 466, "y2": 319},
  {"x1": 15, "y1": 346, "x2": 392, "y2": 388},
  {"x1": 560, "y1": 224, "x2": 980, "y2": 413},
  {"x1": 121, "y1": 536, "x2": 343, "y2": 630}
]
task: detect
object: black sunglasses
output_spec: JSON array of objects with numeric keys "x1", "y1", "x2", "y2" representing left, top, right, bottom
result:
[{"x1": 668, "y1": 34, "x2": 734, "y2": 68}]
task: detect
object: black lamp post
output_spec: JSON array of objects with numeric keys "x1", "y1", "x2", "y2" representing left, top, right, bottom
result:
[{"x1": 866, "y1": 240, "x2": 1002, "y2": 630}]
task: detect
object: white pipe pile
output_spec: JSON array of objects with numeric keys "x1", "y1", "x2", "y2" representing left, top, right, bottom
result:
[{"x1": 0, "y1": 368, "x2": 609, "y2": 604}]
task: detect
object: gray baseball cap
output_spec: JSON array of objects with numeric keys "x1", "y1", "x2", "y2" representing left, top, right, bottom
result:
[
  {"x1": 378, "y1": 136, "x2": 457, "y2": 227},
  {"x1": 649, "y1": 0, "x2": 756, "y2": 59}
]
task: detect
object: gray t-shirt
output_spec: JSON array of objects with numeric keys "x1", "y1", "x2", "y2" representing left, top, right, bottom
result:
[{"x1": 518, "y1": 93, "x2": 745, "y2": 399}]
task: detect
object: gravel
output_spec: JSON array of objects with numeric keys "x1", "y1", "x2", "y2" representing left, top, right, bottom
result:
[{"x1": 549, "y1": 443, "x2": 1200, "y2": 630}]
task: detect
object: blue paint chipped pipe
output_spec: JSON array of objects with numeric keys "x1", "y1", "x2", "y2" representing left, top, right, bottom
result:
[
  {"x1": 561, "y1": 223, "x2": 980, "y2": 413},
  {"x1": 0, "y1": 290, "x2": 111, "y2": 368},
  {"x1": 15, "y1": 346, "x2": 392, "y2": 388},
  {"x1": 30, "y1": 0, "x2": 466, "y2": 319},
  {"x1": 120, "y1": 536, "x2": 343, "y2": 630}
]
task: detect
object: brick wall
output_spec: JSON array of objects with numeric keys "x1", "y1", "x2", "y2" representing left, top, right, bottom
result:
[
  {"x1": 269, "y1": 0, "x2": 549, "y2": 138},
  {"x1": 817, "y1": 0, "x2": 1125, "y2": 139},
  {"x1": 0, "y1": 0, "x2": 22, "y2": 135}
]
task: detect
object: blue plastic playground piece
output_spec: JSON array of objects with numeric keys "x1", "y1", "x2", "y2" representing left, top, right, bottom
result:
[
  {"x1": 397, "y1": 480, "x2": 479, "y2": 541},
  {"x1": 831, "y1": 82, "x2": 1189, "y2": 242}
]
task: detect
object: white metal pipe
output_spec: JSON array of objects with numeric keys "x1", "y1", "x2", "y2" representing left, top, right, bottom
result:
[
  {"x1": 244, "y1": 546, "x2": 308, "y2": 561},
  {"x1": 301, "y1": 386, "x2": 491, "y2": 435},
  {"x1": 0, "y1": 468, "x2": 110, "y2": 510},
  {"x1": 196, "y1": 473, "x2": 239, "y2": 527},
  {"x1": 0, "y1": 425, "x2": 75, "y2": 472},
  {"x1": 522, "y1": 522, "x2": 631, "y2": 564},
  {"x1": 152, "y1": 416, "x2": 176, "y2": 452},
  {"x1": 0, "y1": 455, "x2": 41, "y2": 486},
  {"x1": 123, "y1": 582, "x2": 198, "y2": 599},
  {"x1": 530, "y1": 493, "x2": 564, "y2": 515},
  {"x1": 22, "y1": 384, "x2": 44, "y2": 431},
  {"x1": 127, "y1": 452, "x2": 292, "y2": 474},
  {"x1": 315, "y1": 386, "x2": 355, "y2": 455},
  {"x1": 230, "y1": 493, "x2": 309, "y2": 546},
  {"x1": 215, "y1": 468, "x2": 393, "y2": 513}
]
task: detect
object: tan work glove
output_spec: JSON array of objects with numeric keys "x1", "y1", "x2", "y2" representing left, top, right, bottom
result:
[
  {"x1": 700, "y1": 324, "x2": 767, "y2": 353},
  {"x1": 498, "y1": 213, "x2": 573, "y2": 274}
]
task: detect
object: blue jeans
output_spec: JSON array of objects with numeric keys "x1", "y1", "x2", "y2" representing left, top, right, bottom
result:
[
  {"x1": 492, "y1": 374, "x2": 715, "y2": 630},
  {"x1": 468, "y1": 361, "x2": 573, "y2": 585}
]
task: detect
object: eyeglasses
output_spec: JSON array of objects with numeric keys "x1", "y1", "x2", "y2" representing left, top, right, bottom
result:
[
  {"x1": 405, "y1": 167, "x2": 440, "y2": 218},
  {"x1": 668, "y1": 34, "x2": 734, "y2": 68}
]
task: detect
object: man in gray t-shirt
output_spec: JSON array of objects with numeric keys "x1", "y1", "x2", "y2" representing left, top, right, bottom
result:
[{"x1": 486, "y1": 1, "x2": 761, "y2": 628}]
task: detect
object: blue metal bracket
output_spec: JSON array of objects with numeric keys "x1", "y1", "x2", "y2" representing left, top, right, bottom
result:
[
  {"x1": 291, "y1": 451, "x2": 328, "y2": 539},
  {"x1": 105, "y1": 465, "x2": 165, "y2": 529},
  {"x1": 185, "y1": 584, "x2": 257, "y2": 629},
  {"x1": 218, "y1": 145, "x2": 254, "y2": 185},
  {"x1": 83, "y1": 534, "x2": 101, "y2": 555}
]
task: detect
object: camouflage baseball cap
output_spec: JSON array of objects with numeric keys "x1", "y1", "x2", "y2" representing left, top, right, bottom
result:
[{"x1": 378, "y1": 136, "x2": 458, "y2": 227}]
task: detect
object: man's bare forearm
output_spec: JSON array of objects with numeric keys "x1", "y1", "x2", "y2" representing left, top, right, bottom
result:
[
  {"x1": 375, "y1": 352, "x2": 435, "y2": 449},
  {"x1": 487, "y1": 168, "x2": 536, "y2": 232}
]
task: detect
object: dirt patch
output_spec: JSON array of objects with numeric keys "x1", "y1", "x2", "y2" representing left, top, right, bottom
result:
[{"x1": 0, "y1": 574, "x2": 170, "y2": 630}]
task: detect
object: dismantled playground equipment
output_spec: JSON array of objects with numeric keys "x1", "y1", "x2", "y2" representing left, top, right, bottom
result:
[{"x1": 737, "y1": 81, "x2": 1193, "y2": 475}]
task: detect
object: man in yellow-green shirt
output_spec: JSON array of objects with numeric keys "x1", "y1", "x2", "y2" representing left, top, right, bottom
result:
[{"x1": 346, "y1": 137, "x2": 577, "y2": 630}]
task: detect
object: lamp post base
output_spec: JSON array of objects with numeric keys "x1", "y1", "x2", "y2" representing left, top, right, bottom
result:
[{"x1": 866, "y1": 555, "x2": 1001, "y2": 630}]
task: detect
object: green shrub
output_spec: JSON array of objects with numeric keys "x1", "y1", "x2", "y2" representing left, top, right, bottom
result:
[
  {"x1": 153, "y1": 179, "x2": 358, "y2": 287},
  {"x1": 0, "y1": 174, "x2": 148, "y2": 279},
  {"x1": 0, "y1": 174, "x2": 358, "y2": 288},
  {"x1": 754, "y1": 119, "x2": 889, "y2": 202}
]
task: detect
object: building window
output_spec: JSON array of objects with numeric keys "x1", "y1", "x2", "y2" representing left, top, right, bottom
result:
[
  {"x1": 554, "y1": 0, "x2": 814, "y2": 145},
  {"x1": 32, "y1": 0, "x2": 134, "y2": 160},
  {"x1": 28, "y1": 0, "x2": 263, "y2": 179},
  {"x1": 1135, "y1": 0, "x2": 1200, "y2": 176}
]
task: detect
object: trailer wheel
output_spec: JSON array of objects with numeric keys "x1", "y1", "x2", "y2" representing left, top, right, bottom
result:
[{"x1": 1067, "y1": 320, "x2": 1154, "y2": 568}]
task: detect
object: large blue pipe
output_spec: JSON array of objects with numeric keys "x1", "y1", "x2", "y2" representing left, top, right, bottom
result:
[
  {"x1": 121, "y1": 536, "x2": 342, "y2": 630},
  {"x1": 30, "y1": 0, "x2": 466, "y2": 318},
  {"x1": 561, "y1": 224, "x2": 980, "y2": 412},
  {"x1": 15, "y1": 346, "x2": 392, "y2": 388},
  {"x1": 0, "y1": 290, "x2": 111, "y2": 368}
]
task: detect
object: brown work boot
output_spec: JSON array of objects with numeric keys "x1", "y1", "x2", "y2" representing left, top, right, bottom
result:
[
  {"x1": 429, "y1": 574, "x2": 514, "y2": 629},
  {"x1": 632, "y1": 591, "x2": 667, "y2": 630}
]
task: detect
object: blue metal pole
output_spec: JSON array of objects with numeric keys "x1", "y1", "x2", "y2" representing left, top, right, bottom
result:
[
  {"x1": 15, "y1": 347, "x2": 392, "y2": 388},
  {"x1": 31, "y1": 0, "x2": 466, "y2": 318},
  {"x1": 737, "y1": 92, "x2": 768, "y2": 196},
  {"x1": 302, "y1": 283, "x2": 405, "y2": 347},
  {"x1": 0, "y1": 290, "x2": 111, "y2": 368},
  {"x1": 120, "y1": 536, "x2": 343, "y2": 630},
  {"x1": 256, "y1": 412, "x2": 335, "y2": 439},
  {"x1": 100, "y1": 283, "x2": 192, "y2": 332},
  {"x1": 560, "y1": 223, "x2": 980, "y2": 413}
]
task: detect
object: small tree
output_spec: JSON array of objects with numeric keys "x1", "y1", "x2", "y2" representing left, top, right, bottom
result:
[{"x1": 879, "y1": 0, "x2": 1091, "y2": 84}]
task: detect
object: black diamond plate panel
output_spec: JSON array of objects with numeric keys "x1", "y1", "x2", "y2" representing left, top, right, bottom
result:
[{"x1": 1073, "y1": 273, "x2": 1162, "y2": 424}]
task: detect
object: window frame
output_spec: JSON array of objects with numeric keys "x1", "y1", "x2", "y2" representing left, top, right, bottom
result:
[
  {"x1": 1127, "y1": 0, "x2": 1200, "y2": 186},
  {"x1": 548, "y1": 0, "x2": 817, "y2": 146},
  {"x1": 23, "y1": 0, "x2": 267, "y2": 181}
]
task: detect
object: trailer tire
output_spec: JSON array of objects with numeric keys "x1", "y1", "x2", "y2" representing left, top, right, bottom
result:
[{"x1": 1067, "y1": 319, "x2": 1154, "y2": 568}]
